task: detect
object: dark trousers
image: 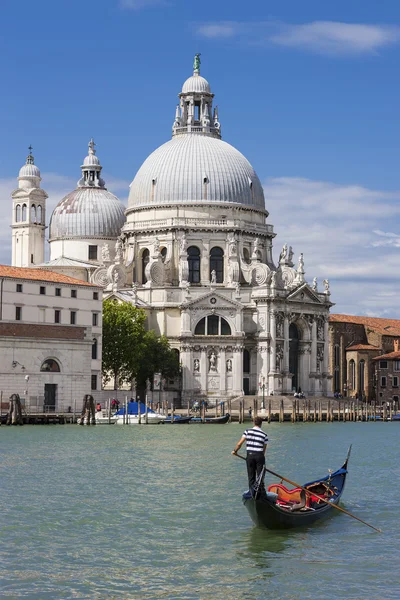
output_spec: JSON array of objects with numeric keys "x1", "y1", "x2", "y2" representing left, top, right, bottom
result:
[{"x1": 246, "y1": 451, "x2": 265, "y2": 492}]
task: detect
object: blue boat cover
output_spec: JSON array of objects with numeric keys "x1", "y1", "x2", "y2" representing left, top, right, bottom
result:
[{"x1": 115, "y1": 401, "x2": 156, "y2": 416}]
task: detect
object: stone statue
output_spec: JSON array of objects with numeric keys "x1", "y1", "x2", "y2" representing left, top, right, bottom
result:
[
  {"x1": 210, "y1": 270, "x2": 217, "y2": 284},
  {"x1": 317, "y1": 320, "x2": 324, "y2": 341},
  {"x1": 101, "y1": 243, "x2": 110, "y2": 263},
  {"x1": 115, "y1": 237, "x2": 123, "y2": 262},
  {"x1": 193, "y1": 53, "x2": 201, "y2": 72},
  {"x1": 279, "y1": 243, "x2": 287, "y2": 264},
  {"x1": 235, "y1": 281, "x2": 241, "y2": 295},
  {"x1": 209, "y1": 352, "x2": 217, "y2": 372},
  {"x1": 288, "y1": 246, "x2": 294, "y2": 264},
  {"x1": 226, "y1": 358, "x2": 232, "y2": 372},
  {"x1": 298, "y1": 253, "x2": 304, "y2": 271},
  {"x1": 323, "y1": 279, "x2": 330, "y2": 294},
  {"x1": 113, "y1": 270, "x2": 119, "y2": 284},
  {"x1": 312, "y1": 277, "x2": 318, "y2": 291},
  {"x1": 271, "y1": 271, "x2": 277, "y2": 288},
  {"x1": 194, "y1": 358, "x2": 200, "y2": 372},
  {"x1": 180, "y1": 233, "x2": 187, "y2": 253},
  {"x1": 154, "y1": 237, "x2": 160, "y2": 255}
]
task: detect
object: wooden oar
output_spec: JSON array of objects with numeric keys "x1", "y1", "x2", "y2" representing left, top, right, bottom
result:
[{"x1": 232, "y1": 454, "x2": 382, "y2": 533}]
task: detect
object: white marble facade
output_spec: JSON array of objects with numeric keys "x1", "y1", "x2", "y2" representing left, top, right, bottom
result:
[{"x1": 14, "y1": 56, "x2": 333, "y2": 400}]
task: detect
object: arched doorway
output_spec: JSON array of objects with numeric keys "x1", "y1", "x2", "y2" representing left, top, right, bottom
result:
[{"x1": 289, "y1": 323, "x2": 300, "y2": 391}]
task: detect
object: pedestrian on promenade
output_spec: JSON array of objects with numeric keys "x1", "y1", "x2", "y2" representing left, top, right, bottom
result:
[{"x1": 232, "y1": 416, "x2": 268, "y2": 494}]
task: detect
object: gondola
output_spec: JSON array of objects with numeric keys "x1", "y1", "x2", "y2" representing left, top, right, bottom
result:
[
  {"x1": 163, "y1": 415, "x2": 193, "y2": 424},
  {"x1": 190, "y1": 413, "x2": 230, "y2": 424},
  {"x1": 242, "y1": 446, "x2": 351, "y2": 529}
]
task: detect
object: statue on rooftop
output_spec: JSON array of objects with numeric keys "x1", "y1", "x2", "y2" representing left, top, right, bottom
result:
[{"x1": 193, "y1": 53, "x2": 201, "y2": 72}]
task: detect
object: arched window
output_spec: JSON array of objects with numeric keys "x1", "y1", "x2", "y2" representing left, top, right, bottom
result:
[
  {"x1": 22, "y1": 204, "x2": 27, "y2": 221},
  {"x1": 31, "y1": 204, "x2": 36, "y2": 222},
  {"x1": 188, "y1": 246, "x2": 200, "y2": 283},
  {"x1": 243, "y1": 248, "x2": 251, "y2": 264},
  {"x1": 349, "y1": 360, "x2": 355, "y2": 392},
  {"x1": 92, "y1": 338, "x2": 98, "y2": 360},
  {"x1": 15, "y1": 205, "x2": 21, "y2": 222},
  {"x1": 210, "y1": 247, "x2": 224, "y2": 283},
  {"x1": 161, "y1": 247, "x2": 167, "y2": 263},
  {"x1": 243, "y1": 349, "x2": 250, "y2": 373},
  {"x1": 194, "y1": 316, "x2": 231, "y2": 335},
  {"x1": 40, "y1": 359, "x2": 60, "y2": 372},
  {"x1": 37, "y1": 205, "x2": 42, "y2": 224},
  {"x1": 142, "y1": 248, "x2": 150, "y2": 283}
]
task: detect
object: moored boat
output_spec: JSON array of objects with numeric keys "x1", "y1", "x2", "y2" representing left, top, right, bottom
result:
[
  {"x1": 115, "y1": 401, "x2": 166, "y2": 425},
  {"x1": 242, "y1": 446, "x2": 351, "y2": 529},
  {"x1": 77, "y1": 410, "x2": 118, "y2": 425},
  {"x1": 190, "y1": 413, "x2": 230, "y2": 424},
  {"x1": 164, "y1": 415, "x2": 193, "y2": 423}
]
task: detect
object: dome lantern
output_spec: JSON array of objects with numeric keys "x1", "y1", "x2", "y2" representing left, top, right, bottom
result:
[
  {"x1": 49, "y1": 141, "x2": 126, "y2": 241},
  {"x1": 18, "y1": 145, "x2": 41, "y2": 187},
  {"x1": 173, "y1": 54, "x2": 221, "y2": 139}
]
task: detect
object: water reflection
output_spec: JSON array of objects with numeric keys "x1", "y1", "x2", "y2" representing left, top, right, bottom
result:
[{"x1": 236, "y1": 526, "x2": 298, "y2": 572}]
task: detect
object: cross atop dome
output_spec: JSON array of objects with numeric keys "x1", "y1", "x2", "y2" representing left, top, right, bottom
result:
[{"x1": 26, "y1": 145, "x2": 34, "y2": 164}]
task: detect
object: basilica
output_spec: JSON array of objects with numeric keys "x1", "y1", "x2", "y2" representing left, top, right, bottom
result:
[{"x1": 11, "y1": 56, "x2": 333, "y2": 402}]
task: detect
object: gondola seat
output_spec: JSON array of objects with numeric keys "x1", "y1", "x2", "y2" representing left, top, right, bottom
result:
[{"x1": 267, "y1": 484, "x2": 305, "y2": 503}]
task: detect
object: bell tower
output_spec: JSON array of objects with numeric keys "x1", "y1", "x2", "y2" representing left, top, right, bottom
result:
[{"x1": 11, "y1": 147, "x2": 48, "y2": 267}]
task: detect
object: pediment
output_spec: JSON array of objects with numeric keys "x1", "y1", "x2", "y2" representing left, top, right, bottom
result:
[
  {"x1": 286, "y1": 283, "x2": 324, "y2": 305},
  {"x1": 182, "y1": 289, "x2": 243, "y2": 311}
]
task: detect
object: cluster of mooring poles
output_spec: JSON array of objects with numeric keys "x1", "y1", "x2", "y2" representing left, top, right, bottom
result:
[{"x1": 236, "y1": 398, "x2": 397, "y2": 423}]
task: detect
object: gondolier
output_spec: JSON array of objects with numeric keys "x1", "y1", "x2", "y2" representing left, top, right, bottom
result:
[{"x1": 232, "y1": 416, "x2": 268, "y2": 493}]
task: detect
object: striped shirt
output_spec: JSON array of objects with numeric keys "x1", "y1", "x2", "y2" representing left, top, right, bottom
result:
[{"x1": 244, "y1": 426, "x2": 268, "y2": 453}]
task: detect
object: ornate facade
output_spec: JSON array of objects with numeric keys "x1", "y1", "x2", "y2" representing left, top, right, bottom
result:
[{"x1": 13, "y1": 56, "x2": 334, "y2": 401}]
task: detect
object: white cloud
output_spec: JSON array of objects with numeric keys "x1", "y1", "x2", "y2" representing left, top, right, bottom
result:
[
  {"x1": 195, "y1": 20, "x2": 400, "y2": 55},
  {"x1": 264, "y1": 176, "x2": 400, "y2": 317},
  {"x1": 119, "y1": 0, "x2": 168, "y2": 9}
]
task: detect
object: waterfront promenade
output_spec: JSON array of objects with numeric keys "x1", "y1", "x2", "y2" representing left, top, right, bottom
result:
[{"x1": 1, "y1": 395, "x2": 397, "y2": 424}]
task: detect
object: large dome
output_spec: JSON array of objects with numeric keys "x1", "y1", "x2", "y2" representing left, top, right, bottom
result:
[
  {"x1": 128, "y1": 135, "x2": 265, "y2": 210},
  {"x1": 182, "y1": 74, "x2": 211, "y2": 94},
  {"x1": 50, "y1": 188, "x2": 126, "y2": 240}
]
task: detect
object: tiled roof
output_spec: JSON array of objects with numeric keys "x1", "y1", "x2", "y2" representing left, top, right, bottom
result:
[
  {"x1": 346, "y1": 344, "x2": 379, "y2": 351},
  {"x1": 330, "y1": 314, "x2": 400, "y2": 336},
  {"x1": 0, "y1": 265, "x2": 99, "y2": 287},
  {"x1": 0, "y1": 323, "x2": 86, "y2": 339},
  {"x1": 372, "y1": 351, "x2": 400, "y2": 361}
]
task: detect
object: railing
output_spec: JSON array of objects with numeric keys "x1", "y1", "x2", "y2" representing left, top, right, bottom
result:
[{"x1": 130, "y1": 217, "x2": 274, "y2": 233}]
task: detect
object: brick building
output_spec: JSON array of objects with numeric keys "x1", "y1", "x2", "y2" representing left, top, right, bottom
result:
[
  {"x1": 328, "y1": 314, "x2": 400, "y2": 400},
  {"x1": 372, "y1": 340, "x2": 400, "y2": 405}
]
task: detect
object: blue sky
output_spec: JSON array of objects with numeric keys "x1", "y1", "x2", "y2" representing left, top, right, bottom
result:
[{"x1": 1, "y1": 0, "x2": 400, "y2": 317}]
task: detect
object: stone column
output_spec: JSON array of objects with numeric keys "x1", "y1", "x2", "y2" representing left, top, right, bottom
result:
[
  {"x1": 233, "y1": 345, "x2": 243, "y2": 395},
  {"x1": 220, "y1": 346, "x2": 226, "y2": 393},
  {"x1": 322, "y1": 318, "x2": 329, "y2": 394},
  {"x1": 270, "y1": 310, "x2": 276, "y2": 372},
  {"x1": 200, "y1": 346, "x2": 207, "y2": 393},
  {"x1": 257, "y1": 344, "x2": 270, "y2": 395},
  {"x1": 181, "y1": 345, "x2": 192, "y2": 396},
  {"x1": 283, "y1": 315, "x2": 290, "y2": 372}
]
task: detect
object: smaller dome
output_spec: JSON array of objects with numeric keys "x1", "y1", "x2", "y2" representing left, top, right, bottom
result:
[
  {"x1": 182, "y1": 74, "x2": 211, "y2": 94},
  {"x1": 19, "y1": 163, "x2": 40, "y2": 178}
]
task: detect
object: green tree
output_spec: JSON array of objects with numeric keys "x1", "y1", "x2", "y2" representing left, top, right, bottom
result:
[
  {"x1": 102, "y1": 299, "x2": 147, "y2": 389},
  {"x1": 136, "y1": 331, "x2": 180, "y2": 389}
]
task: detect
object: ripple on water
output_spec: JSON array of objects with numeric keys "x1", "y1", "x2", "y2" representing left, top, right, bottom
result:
[{"x1": 0, "y1": 423, "x2": 398, "y2": 599}]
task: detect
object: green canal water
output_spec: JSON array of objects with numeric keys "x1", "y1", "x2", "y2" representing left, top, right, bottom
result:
[{"x1": 1, "y1": 422, "x2": 399, "y2": 600}]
